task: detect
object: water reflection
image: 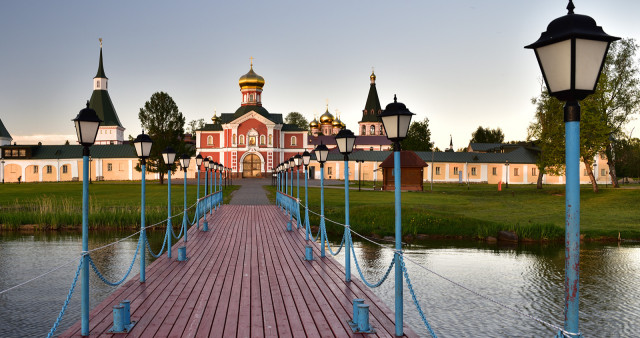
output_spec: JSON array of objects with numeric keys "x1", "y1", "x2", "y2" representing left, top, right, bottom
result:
[
  {"x1": 0, "y1": 230, "x2": 165, "y2": 338},
  {"x1": 330, "y1": 238, "x2": 640, "y2": 337}
]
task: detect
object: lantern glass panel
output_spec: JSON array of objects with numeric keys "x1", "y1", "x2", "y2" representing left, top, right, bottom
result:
[
  {"x1": 536, "y1": 39, "x2": 571, "y2": 93},
  {"x1": 398, "y1": 114, "x2": 412, "y2": 139},
  {"x1": 576, "y1": 39, "x2": 609, "y2": 91},
  {"x1": 75, "y1": 120, "x2": 100, "y2": 145},
  {"x1": 381, "y1": 115, "x2": 398, "y2": 139}
]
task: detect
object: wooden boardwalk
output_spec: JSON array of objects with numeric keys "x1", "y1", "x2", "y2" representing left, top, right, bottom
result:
[{"x1": 61, "y1": 205, "x2": 417, "y2": 337}]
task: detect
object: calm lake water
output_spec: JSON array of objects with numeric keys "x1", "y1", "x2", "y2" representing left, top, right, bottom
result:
[{"x1": 0, "y1": 231, "x2": 639, "y2": 337}]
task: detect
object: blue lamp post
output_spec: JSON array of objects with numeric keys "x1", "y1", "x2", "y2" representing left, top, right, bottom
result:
[
  {"x1": 335, "y1": 128, "x2": 356, "y2": 282},
  {"x1": 208, "y1": 160, "x2": 214, "y2": 214},
  {"x1": 380, "y1": 94, "x2": 415, "y2": 336},
  {"x1": 195, "y1": 154, "x2": 203, "y2": 229},
  {"x1": 72, "y1": 101, "x2": 102, "y2": 336},
  {"x1": 162, "y1": 147, "x2": 177, "y2": 258},
  {"x1": 313, "y1": 142, "x2": 329, "y2": 257},
  {"x1": 301, "y1": 151, "x2": 311, "y2": 240},
  {"x1": 294, "y1": 154, "x2": 303, "y2": 228},
  {"x1": 179, "y1": 154, "x2": 191, "y2": 242},
  {"x1": 289, "y1": 157, "x2": 295, "y2": 198},
  {"x1": 202, "y1": 158, "x2": 210, "y2": 232},
  {"x1": 526, "y1": 1, "x2": 619, "y2": 334},
  {"x1": 133, "y1": 131, "x2": 153, "y2": 284},
  {"x1": 284, "y1": 160, "x2": 289, "y2": 196}
]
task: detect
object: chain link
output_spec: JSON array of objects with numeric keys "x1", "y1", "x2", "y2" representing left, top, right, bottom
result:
[
  {"x1": 146, "y1": 231, "x2": 168, "y2": 258},
  {"x1": 88, "y1": 237, "x2": 140, "y2": 287},
  {"x1": 349, "y1": 231, "x2": 395, "y2": 288},
  {"x1": 399, "y1": 254, "x2": 438, "y2": 337},
  {"x1": 46, "y1": 257, "x2": 83, "y2": 338}
]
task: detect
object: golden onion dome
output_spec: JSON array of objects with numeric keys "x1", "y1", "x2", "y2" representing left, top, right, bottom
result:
[
  {"x1": 332, "y1": 116, "x2": 342, "y2": 127},
  {"x1": 238, "y1": 64, "x2": 265, "y2": 89},
  {"x1": 319, "y1": 109, "x2": 334, "y2": 124},
  {"x1": 370, "y1": 70, "x2": 376, "y2": 84},
  {"x1": 339, "y1": 119, "x2": 346, "y2": 128},
  {"x1": 309, "y1": 118, "x2": 319, "y2": 128}
]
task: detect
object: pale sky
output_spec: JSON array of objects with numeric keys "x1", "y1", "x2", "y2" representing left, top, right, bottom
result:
[{"x1": 1, "y1": 1, "x2": 638, "y2": 150}]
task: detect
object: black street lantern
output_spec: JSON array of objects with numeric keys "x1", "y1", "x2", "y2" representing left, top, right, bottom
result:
[
  {"x1": 203, "y1": 157, "x2": 210, "y2": 169},
  {"x1": 525, "y1": 0, "x2": 620, "y2": 103},
  {"x1": 335, "y1": 128, "x2": 356, "y2": 156},
  {"x1": 294, "y1": 153, "x2": 303, "y2": 167},
  {"x1": 302, "y1": 150, "x2": 311, "y2": 167},
  {"x1": 179, "y1": 154, "x2": 191, "y2": 171},
  {"x1": 284, "y1": 161, "x2": 289, "y2": 170},
  {"x1": 314, "y1": 142, "x2": 329, "y2": 164},
  {"x1": 380, "y1": 95, "x2": 414, "y2": 145},
  {"x1": 208, "y1": 160, "x2": 214, "y2": 170},
  {"x1": 288, "y1": 157, "x2": 295, "y2": 170},
  {"x1": 133, "y1": 131, "x2": 153, "y2": 162},
  {"x1": 162, "y1": 146, "x2": 177, "y2": 167},
  {"x1": 72, "y1": 101, "x2": 103, "y2": 148},
  {"x1": 195, "y1": 154, "x2": 203, "y2": 167}
]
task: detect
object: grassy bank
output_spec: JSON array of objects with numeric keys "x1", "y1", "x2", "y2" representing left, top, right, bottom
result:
[
  {"x1": 0, "y1": 182, "x2": 239, "y2": 230},
  {"x1": 265, "y1": 183, "x2": 640, "y2": 241}
]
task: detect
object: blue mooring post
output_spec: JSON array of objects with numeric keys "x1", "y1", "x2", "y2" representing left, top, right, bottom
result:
[
  {"x1": 393, "y1": 147, "x2": 403, "y2": 336},
  {"x1": 320, "y1": 164, "x2": 326, "y2": 257},
  {"x1": 304, "y1": 165, "x2": 310, "y2": 241},
  {"x1": 564, "y1": 101, "x2": 581, "y2": 334},
  {"x1": 81, "y1": 151, "x2": 90, "y2": 336},
  {"x1": 202, "y1": 168, "x2": 208, "y2": 232},
  {"x1": 183, "y1": 168, "x2": 188, "y2": 242},
  {"x1": 140, "y1": 162, "x2": 146, "y2": 283},
  {"x1": 196, "y1": 166, "x2": 200, "y2": 229},
  {"x1": 344, "y1": 157, "x2": 351, "y2": 282},
  {"x1": 167, "y1": 169, "x2": 172, "y2": 258}
]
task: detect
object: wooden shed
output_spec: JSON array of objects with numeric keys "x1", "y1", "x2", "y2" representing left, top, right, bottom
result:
[{"x1": 379, "y1": 151, "x2": 427, "y2": 191}]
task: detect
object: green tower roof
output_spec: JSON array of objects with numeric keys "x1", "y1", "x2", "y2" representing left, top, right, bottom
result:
[
  {"x1": 360, "y1": 72, "x2": 382, "y2": 123},
  {"x1": 0, "y1": 116, "x2": 12, "y2": 140},
  {"x1": 94, "y1": 47, "x2": 107, "y2": 79},
  {"x1": 89, "y1": 90, "x2": 122, "y2": 127}
]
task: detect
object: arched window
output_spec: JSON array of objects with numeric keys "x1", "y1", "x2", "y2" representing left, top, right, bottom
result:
[
  {"x1": 370, "y1": 125, "x2": 375, "y2": 135},
  {"x1": 291, "y1": 136, "x2": 297, "y2": 146},
  {"x1": 233, "y1": 134, "x2": 237, "y2": 145},
  {"x1": 62, "y1": 165, "x2": 68, "y2": 174},
  {"x1": 268, "y1": 134, "x2": 273, "y2": 145},
  {"x1": 207, "y1": 135, "x2": 213, "y2": 145},
  {"x1": 379, "y1": 126, "x2": 384, "y2": 135},
  {"x1": 260, "y1": 135, "x2": 266, "y2": 145},
  {"x1": 362, "y1": 125, "x2": 366, "y2": 135},
  {"x1": 239, "y1": 135, "x2": 245, "y2": 145}
]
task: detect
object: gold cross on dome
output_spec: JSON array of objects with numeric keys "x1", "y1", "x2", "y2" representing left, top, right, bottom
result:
[
  {"x1": 250, "y1": 56, "x2": 254, "y2": 67},
  {"x1": 99, "y1": 38, "x2": 102, "y2": 48}
]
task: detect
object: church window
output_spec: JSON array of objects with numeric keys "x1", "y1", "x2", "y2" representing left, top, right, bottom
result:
[
  {"x1": 46, "y1": 165, "x2": 52, "y2": 174},
  {"x1": 379, "y1": 127, "x2": 384, "y2": 135},
  {"x1": 471, "y1": 167, "x2": 477, "y2": 176},
  {"x1": 370, "y1": 125, "x2": 375, "y2": 135},
  {"x1": 239, "y1": 135, "x2": 245, "y2": 145},
  {"x1": 33, "y1": 166, "x2": 38, "y2": 173},
  {"x1": 233, "y1": 134, "x2": 237, "y2": 145},
  {"x1": 207, "y1": 135, "x2": 213, "y2": 145},
  {"x1": 362, "y1": 125, "x2": 366, "y2": 135},
  {"x1": 327, "y1": 167, "x2": 332, "y2": 176},
  {"x1": 492, "y1": 167, "x2": 497, "y2": 176},
  {"x1": 62, "y1": 165, "x2": 68, "y2": 174},
  {"x1": 453, "y1": 167, "x2": 459, "y2": 175},
  {"x1": 532, "y1": 168, "x2": 537, "y2": 176},
  {"x1": 514, "y1": 168, "x2": 519, "y2": 176},
  {"x1": 291, "y1": 136, "x2": 297, "y2": 146},
  {"x1": 260, "y1": 135, "x2": 265, "y2": 145},
  {"x1": 107, "y1": 163, "x2": 113, "y2": 171},
  {"x1": 435, "y1": 167, "x2": 441, "y2": 175},
  {"x1": 97, "y1": 81, "x2": 100, "y2": 89},
  {"x1": 268, "y1": 134, "x2": 272, "y2": 145}
]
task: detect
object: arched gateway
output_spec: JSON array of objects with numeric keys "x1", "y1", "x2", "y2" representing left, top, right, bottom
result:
[{"x1": 242, "y1": 153, "x2": 262, "y2": 178}]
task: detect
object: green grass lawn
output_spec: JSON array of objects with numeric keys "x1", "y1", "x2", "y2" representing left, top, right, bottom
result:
[
  {"x1": 267, "y1": 183, "x2": 640, "y2": 241},
  {"x1": 0, "y1": 181, "x2": 239, "y2": 230}
]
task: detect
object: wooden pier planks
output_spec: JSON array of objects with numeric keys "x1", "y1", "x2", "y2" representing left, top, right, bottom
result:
[{"x1": 60, "y1": 205, "x2": 417, "y2": 337}]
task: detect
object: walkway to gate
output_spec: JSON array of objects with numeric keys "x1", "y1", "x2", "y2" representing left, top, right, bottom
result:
[
  {"x1": 228, "y1": 178, "x2": 271, "y2": 205},
  {"x1": 60, "y1": 204, "x2": 416, "y2": 337}
]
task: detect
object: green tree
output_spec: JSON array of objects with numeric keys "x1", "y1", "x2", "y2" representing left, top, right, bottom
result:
[
  {"x1": 470, "y1": 126, "x2": 505, "y2": 143},
  {"x1": 285, "y1": 112, "x2": 309, "y2": 130},
  {"x1": 138, "y1": 91, "x2": 188, "y2": 184},
  {"x1": 399, "y1": 117, "x2": 432, "y2": 151},
  {"x1": 187, "y1": 118, "x2": 206, "y2": 135},
  {"x1": 614, "y1": 137, "x2": 640, "y2": 181}
]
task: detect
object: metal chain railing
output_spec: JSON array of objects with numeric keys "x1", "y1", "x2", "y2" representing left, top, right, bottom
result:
[
  {"x1": 398, "y1": 254, "x2": 438, "y2": 337},
  {"x1": 349, "y1": 231, "x2": 395, "y2": 288},
  {"x1": 88, "y1": 238, "x2": 141, "y2": 287},
  {"x1": 46, "y1": 256, "x2": 83, "y2": 338}
]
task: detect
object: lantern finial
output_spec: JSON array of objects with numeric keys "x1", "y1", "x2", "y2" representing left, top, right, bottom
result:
[
  {"x1": 567, "y1": 0, "x2": 575, "y2": 14},
  {"x1": 393, "y1": 94, "x2": 397, "y2": 103}
]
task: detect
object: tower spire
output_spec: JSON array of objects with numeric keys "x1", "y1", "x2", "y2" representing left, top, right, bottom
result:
[{"x1": 95, "y1": 38, "x2": 107, "y2": 79}]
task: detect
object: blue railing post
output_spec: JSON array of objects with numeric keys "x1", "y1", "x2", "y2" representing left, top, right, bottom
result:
[
  {"x1": 196, "y1": 166, "x2": 200, "y2": 229},
  {"x1": 304, "y1": 165, "x2": 310, "y2": 241},
  {"x1": 213, "y1": 170, "x2": 217, "y2": 211},
  {"x1": 167, "y1": 169, "x2": 172, "y2": 258},
  {"x1": 140, "y1": 162, "x2": 147, "y2": 283},
  {"x1": 564, "y1": 101, "x2": 581, "y2": 334},
  {"x1": 344, "y1": 157, "x2": 351, "y2": 282},
  {"x1": 286, "y1": 169, "x2": 289, "y2": 196},
  {"x1": 183, "y1": 168, "x2": 188, "y2": 242},
  {"x1": 81, "y1": 151, "x2": 90, "y2": 336},
  {"x1": 203, "y1": 168, "x2": 208, "y2": 231},
  {"x1": 209, "y1": 169, "x2": 213, "y2": 214},
  {"x1": 320, "y1": 164, "x2": 326, "y2": 257},
  {"x1": 393, "y1": 147, "x2": 403, "y2": 336},
  {"x1": 296, "y1": 166, "x2": 301, "y2": 228}
]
